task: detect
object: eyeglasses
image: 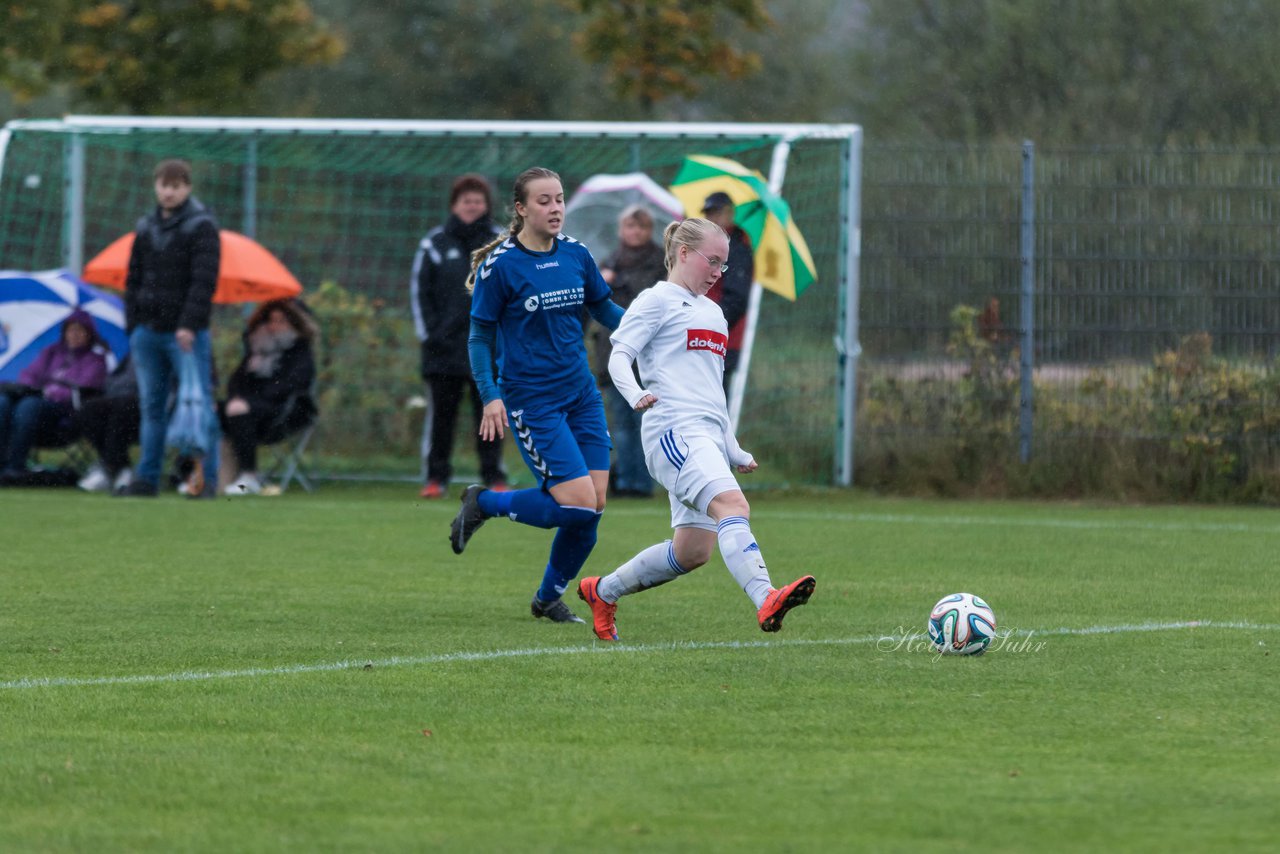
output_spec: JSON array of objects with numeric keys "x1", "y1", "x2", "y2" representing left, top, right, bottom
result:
[{"x1": 690, "y1": 247, "x2": 728, "y2": 274}]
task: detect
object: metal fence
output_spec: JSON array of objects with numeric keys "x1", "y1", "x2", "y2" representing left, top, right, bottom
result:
[
  {"x1": 856, "y1": 143, "x2": 1280, "y2": 497},
  {"x1": 863, "y1": 143, "x2": 1280, "y2": 361}
]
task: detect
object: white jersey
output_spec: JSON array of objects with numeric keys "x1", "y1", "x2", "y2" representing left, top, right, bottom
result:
[{"x1": 610, "y1": 280, "x2": 732, "y2": 454}]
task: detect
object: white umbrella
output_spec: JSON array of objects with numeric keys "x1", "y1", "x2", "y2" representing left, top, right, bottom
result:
[
  {"x1": 565, "y1": 173, "x2": 685, "y2": 261},
  {"x1": 0, "y1": 269, "x2": 127, "y2": 381}
]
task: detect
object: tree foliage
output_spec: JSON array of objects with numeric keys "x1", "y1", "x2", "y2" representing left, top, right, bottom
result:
[
  {"x1": 10, "y1": 0, "x2": 1280, "y2": 145},
  {"x1": 256, "y1": 0, "x2": 604, "y2": 120},
  {"x1": 0, "y1": 0, "x2": 343, "y2": 114},
  {"x1": 567, "y1": 0, "x2": 770, "y2": 113},
  {"x1": 851, "y1": 0, "x2": 1280, "y2": 145}
]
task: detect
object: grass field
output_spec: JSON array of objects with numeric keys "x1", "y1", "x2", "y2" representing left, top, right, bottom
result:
[{"x1": 2, "y1": 485, "x2": 1278, "y2": 852}]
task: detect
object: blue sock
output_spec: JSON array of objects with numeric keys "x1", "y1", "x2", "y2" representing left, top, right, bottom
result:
[
  {"x1": 479, "y1": 486, "x2": 595, "y2": 530},
  {"x1": 536, "y1": 511, "x2": 602, "y2": 602}
]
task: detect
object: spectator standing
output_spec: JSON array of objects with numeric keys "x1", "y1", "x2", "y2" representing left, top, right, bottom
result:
[
  {"x1": 594, "y1": 205, "x2": 666, "y2": 498},
  {"x1": 700, "y1": 192, "x2": 753, "y2": 391},
  {"x1": 411, "y1": 174, "x2": 508, "y2": 499},
  {"x1": 118, "y1": 158, "x2": 221, "y2": 498}
]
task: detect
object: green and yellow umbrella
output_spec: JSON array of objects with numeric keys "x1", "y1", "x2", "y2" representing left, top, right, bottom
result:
[{"x1": 669, "y1": 154, "x2": 817, "y2": 300}]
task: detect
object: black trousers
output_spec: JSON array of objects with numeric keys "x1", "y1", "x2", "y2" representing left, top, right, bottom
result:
[
  {"x1": 423, "y1": 373, "x2": 505, "y2": 485},
  {"x1": 75, "y1": 394, "x2": 140, "y2": 476},
  {"x1": 220, "y1": 398, "x2": 310, "y2": 473}
]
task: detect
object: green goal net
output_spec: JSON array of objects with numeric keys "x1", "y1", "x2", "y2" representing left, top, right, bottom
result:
[{"x1": 0, "y1": 117, "x2": 860, "y2": 486}]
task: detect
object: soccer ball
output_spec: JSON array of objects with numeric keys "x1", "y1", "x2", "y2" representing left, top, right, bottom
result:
[{"x1": 927, "y1": 593, "x2": 997, "y2": 655}]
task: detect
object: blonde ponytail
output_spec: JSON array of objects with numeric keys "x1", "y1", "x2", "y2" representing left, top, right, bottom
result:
[{"x1": 465, "y1": 166, "x2": 560, "y2": 292}]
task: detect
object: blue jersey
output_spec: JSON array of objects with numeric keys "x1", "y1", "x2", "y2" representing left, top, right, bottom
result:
[{"x1": 471, "y1": 233, "x2": 610, "y2": 402}]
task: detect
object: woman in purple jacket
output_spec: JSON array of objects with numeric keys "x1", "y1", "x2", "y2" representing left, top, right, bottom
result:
[{"x1": 0, "y1": 310, "x2": 107, "y2": 477}]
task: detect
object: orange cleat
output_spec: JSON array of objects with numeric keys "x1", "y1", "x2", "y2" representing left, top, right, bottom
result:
[
  {"x1": 757, "y1": 575, "x2": 816, "y2": 633},
  {"x1": 577, "y1": 576, "x2": 618, "y2": 641},
  {"x1": 420, "y1": 480, "x2": 446, "y2": 499}
]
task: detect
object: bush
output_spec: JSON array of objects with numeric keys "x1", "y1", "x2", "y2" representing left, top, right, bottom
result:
[{"x1": 857, "y1": 306, "x2": 1280, "y2": 503}]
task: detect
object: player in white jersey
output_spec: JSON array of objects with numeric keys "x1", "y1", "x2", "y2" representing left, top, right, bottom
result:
[{"x1": 576, "y1": 217, "x2": 815, "y2": 640}]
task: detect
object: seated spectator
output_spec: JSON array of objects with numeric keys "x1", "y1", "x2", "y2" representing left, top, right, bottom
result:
[
  {"x1": 0, "y1": 310, "x2": 107, "y2": 481},
  {"x1": 76, "y1": 354, "x2": 208, "y2": 495},
  {"x1": 219, "y1": 298, "x2": 318, "y2": 496},
  {"x1": 74, "y1": 355, "x2": 140, "y2": 493}
]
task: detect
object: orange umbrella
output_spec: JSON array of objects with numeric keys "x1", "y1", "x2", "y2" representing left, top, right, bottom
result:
[{"x1": 82, "y1": 229, "x2": 303, "y2": 304}]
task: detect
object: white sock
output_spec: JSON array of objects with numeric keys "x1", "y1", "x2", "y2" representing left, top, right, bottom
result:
[
  {"x1": 716, "y1": 516, "x2": 772, "y2": 608},
  {"x1": 598, "y1": 541, "x2": 687, "y2": 603}
]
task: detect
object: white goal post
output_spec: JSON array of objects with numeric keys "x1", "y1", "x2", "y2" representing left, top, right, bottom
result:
[{"x1": 0, "y1": 115, "x2": 862, "y2": 485}]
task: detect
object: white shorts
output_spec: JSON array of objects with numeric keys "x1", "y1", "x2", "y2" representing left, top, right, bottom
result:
[{"x1": 645, "y1": 424, "x2": 741, "y2": 532}]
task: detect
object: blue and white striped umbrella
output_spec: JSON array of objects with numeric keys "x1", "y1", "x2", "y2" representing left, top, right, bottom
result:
[{"x1": 0, "y1": 269, "x2": 129, "y2": 381}]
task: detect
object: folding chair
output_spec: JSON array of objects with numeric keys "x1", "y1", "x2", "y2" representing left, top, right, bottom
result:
[
  {"x1": 260, "y1": 388, "x2": 319, "y2": 493},
  {"x1": 26, "y1": 384, "x2": 98, "y2": 483},
  {"x1": 263, "y1": 420, "x2": 317, "y2": 493}
]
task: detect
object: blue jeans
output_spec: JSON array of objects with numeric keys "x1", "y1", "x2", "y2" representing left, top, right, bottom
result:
[
  {"x1": 130, "y1": 326, "x2": 219, "y2": 493},
  {"x1": 0, "y1": 393, "x2": 69, "y2": 472},
  {"x1": 603, "y1": 383, "x2": 652, "y2": 495}
]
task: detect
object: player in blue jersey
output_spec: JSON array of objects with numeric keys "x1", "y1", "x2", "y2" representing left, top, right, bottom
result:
[{"x1": 449, "y1": 166, "x2": 626, "y2": 625}]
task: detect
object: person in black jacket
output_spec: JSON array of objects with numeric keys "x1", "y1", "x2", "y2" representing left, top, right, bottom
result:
[
  {"x1": 74, "y1": 354, "x2": 140, "y2": 493},
  {"x1": 700, "y1": 192, "x2": 754, "y2": 392},
  {"x1": 219, "y1": 299, "x2": 318, "y2": 496},
  {"x1": 118, "y1": 158, "x2": 221, "y2": 498},
  {"x1": 411, "y1": 173, "x2": 508, "y2": 499}
]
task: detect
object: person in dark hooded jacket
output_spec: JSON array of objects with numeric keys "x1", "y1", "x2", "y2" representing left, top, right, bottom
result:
[
  {"x1": 0, "y1": 309, "x2": 107, "y2": 478},
  {"x1": 120, "y1": 158, "x2": 221, "y2": 498},
  {"x1": 219, "y1": 298, "x2": 318, "y2": 496},
  {"x1": 73, "y1": 354, "x2": 140, "y2": 493},
  {"x1": 410, "y1": 173, "x2": 508, "y2": 499}
]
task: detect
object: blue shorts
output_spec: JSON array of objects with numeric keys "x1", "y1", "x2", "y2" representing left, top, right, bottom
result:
[{"x1": 506, "y1": 381, "x2": 611, "y2": 488}]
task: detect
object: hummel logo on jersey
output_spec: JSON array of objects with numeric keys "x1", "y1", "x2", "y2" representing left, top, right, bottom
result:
[
  {"x1": 535, "y1": 261, "x2": 560, "y2": 270},
  {"x1": 686, "y1": 328, "x2": 728, "y2": 357},
  {"x1": 682, "y1": 302, "x2": 691, "y2": 307}
]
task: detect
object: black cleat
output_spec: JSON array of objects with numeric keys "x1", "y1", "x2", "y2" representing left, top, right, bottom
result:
[
  {"x1": 115, "y1": 479, "x2": 159, "y2": 497},
  {"x1": 449, "y1": 484, "x2": 489, "y2": 554},
  {"x1": 530, "y1": 596, "x2": 586, "y2": 624}
]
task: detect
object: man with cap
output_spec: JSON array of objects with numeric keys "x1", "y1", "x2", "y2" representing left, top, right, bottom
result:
[{"x1": 700, "y1": 191, "x2": 754, "y2": 391}]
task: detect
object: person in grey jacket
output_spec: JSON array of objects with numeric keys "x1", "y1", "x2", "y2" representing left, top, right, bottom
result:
[{"x1": 593, "y1": 205, "x2": 666, "y2": 498}]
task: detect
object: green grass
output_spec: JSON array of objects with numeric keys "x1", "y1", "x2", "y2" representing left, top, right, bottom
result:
[{"x1": 2, "y1": 486, "x2": 1278, "y2": 852}]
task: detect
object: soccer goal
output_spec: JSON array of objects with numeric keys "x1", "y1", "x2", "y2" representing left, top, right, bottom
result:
[{"x1": 0, "y1": 117, "x2": 861, "y2": 486}]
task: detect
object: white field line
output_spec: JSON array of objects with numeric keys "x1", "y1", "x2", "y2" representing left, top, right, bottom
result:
[
  {"x1": 546, "y1": 504, "x2": 1280, "y2": 535},
  {"x1": 2, "y1": 620, "x2": 1276, "y2": 692},
  {"x1": 211, "y1": 499, "x2": 1280, "y2": 535},
  {"x1": 762, "y1": 509, "x2": 1280, "y2": 535}
]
